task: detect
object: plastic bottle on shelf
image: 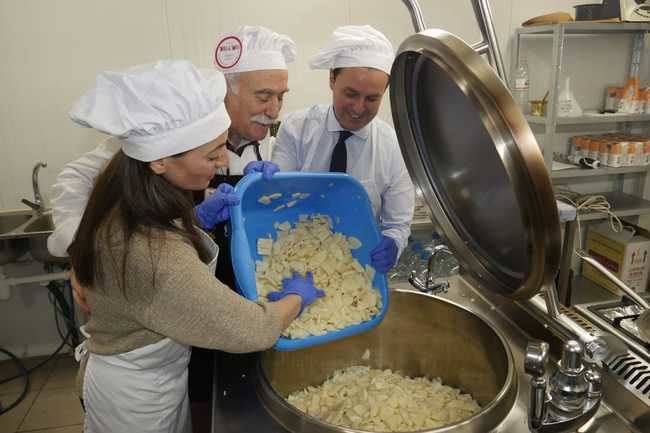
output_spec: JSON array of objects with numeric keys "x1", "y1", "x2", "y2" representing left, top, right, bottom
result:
[
  {"x1": 512, "y1": 61, "x2": 530, "y2": 115},
  {"x1": 557, "y1": 77, "x2": 583, "y2": 117}
]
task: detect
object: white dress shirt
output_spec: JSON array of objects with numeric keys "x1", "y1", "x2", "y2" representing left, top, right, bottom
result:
[
  {"x1": 47, "y1": 136, "x2": 273, "y2": 257},
  {"x1": 272, "y1": 104, "x2": 414, "y2": 254}
]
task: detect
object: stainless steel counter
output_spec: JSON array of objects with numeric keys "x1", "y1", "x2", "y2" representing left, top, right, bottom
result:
[{"x1": 211, "y1": 276, "x2": 636, "y2": 433}]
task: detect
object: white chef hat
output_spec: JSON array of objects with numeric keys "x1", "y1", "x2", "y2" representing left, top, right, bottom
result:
[
  {"x1": 69, "y1": 60, "x2": 231, "y2": 162},
  {"x1": 213, "y1": 25, "x2": 296, "y2": 74},
  {"x1": 310, "y1": 25, "x2": 394, "y2": 75}
]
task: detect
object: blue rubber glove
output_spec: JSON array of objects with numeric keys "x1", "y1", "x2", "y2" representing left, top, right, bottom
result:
[
  {"x1": 194, "y1": 183, "x2": 240, "y2": 229},
  {"x1": 370, "y1": 235, "x2": 399, "y2": 273},
  {"x1": 267, "y1": 272, "x2": 325, "y2": 316},
  {"x1": 243, "y1": 160, "x2": 279, "y2": 180}
]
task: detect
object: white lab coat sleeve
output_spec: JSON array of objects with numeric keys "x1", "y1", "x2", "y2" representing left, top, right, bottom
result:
[
  {"x1": 379, "y1": 147, "x2": 415, "y2": 258},
  {"x1": 47, "y1": 139, "x2": 120, "y2": 257},
  {"x1": 271, "y1": 117, "x2": 300, "y2": 171}
]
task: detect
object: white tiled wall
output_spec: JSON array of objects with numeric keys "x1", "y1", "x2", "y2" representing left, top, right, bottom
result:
[{"x1": 0, "y1": 0, "x2": 638, "y2": 356}]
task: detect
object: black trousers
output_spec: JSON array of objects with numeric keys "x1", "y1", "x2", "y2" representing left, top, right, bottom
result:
[
  {"x1": 188, "y1": 174, "x2": 242, "y2": 402},
  {"x1": 188, "y1": 347, "x2": 215, "y2": 401}
]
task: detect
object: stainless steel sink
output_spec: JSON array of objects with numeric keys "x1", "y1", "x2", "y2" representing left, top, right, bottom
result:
[
  {"x1": 0, "y1": 209, "x2": 67, "y2": 264},
  {"x1": 0, "y1": 211, "x2": 32, "y2": 234},
  {"x1": 0, "y1": 210, "x2": 32, "y2": 264},
  {"x1": 24, "y1": 213, "x2": 54, "y2": 234},
  {"x1": 25, "y1": 213, "x2": 66, "y2": 264}
]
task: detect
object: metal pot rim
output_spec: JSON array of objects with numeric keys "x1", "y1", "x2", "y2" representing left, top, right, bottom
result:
[{"x1": 256, "y1": 289, "x2": 518, "y2": 433}]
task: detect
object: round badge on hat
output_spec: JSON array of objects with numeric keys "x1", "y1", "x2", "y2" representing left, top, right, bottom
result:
[{"x1": 214, "y1": 35, "x2": 243, "y2": 69}]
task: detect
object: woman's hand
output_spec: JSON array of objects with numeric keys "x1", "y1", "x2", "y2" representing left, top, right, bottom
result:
[
  {"x1": 194, "y1": 183, "x2": 241, "y2": 229},
  {"x1": 267, "y1": 272, "x2": 325, "y2": 316}
]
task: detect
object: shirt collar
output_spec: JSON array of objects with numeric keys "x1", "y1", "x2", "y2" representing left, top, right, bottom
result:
[
  {"x1": 326, "y1": 105, "x2": 370, "y2": 140},
  {"x1": 230, "y1": 138, "x2": 254, "y2": 150},
  {"x1": 227, "y1": 139, "x2": 259, "y2": 157}
]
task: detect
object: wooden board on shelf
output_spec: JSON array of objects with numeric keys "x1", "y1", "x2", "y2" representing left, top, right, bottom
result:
[{"x1": 518, "y1": 22, "x2": 650, "y2": 35}]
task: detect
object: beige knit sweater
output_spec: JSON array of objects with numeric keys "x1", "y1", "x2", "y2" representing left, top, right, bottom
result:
[{"x1": 76, "y1": 225, "x2": 284, "y2": 392}]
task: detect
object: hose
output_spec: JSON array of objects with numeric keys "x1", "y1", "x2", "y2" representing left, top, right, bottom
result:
[
  {"x1": 0, "y1": 347, "x2": 29, "y2": 416},
  {"x1": 0, "y1": 276, "x2": 78, "y2": 415}
]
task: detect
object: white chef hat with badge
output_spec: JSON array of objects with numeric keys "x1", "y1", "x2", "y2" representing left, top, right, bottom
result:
[
  {"x1": 310, "y1": 25, "x2": 394, "y2": 75},
  {"x1": 69, "y1": 60, "x2": 231, "y2": 162},
  {"x1": 213, "y1": 25, "x2": 296, "y2": 74}
]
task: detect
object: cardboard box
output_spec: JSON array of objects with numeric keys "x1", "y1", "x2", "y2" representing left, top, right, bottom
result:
[{"x1": 583, "y1": 222, "x2": 650, "y2": 295}]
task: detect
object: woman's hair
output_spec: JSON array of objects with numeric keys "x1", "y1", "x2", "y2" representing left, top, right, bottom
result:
[{"x1": 68, "y1": 150, "x2": 210, "y2": 296}]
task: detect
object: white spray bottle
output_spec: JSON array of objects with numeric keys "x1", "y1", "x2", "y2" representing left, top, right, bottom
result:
[{"x1": 558, "y1": 77, "x2": 583, "y2": 117}]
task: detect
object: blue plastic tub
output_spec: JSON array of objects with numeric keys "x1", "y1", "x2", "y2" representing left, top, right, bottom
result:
[{"x1": 229, "y1": 172, "x2": 389, "y2": 351}]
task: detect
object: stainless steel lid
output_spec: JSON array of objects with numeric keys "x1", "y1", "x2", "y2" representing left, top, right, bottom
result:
[{"x1": 390, "y1": 29, "x2": 560, "y2": 300}]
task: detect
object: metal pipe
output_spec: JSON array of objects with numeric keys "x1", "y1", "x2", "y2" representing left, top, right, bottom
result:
[
  {"x1": 401, "y1": 0, "x2": 427, "y2": 32},
  {"x1": 399, "y1": 0, "x2": 507, "y2": 83},
  {"x1": 543, "y1": 284, "x2": 562, "y2": 319},
  {"x1": 575, "y1": 249, "x2": 650, "y2": 309},
  {"x1": 1, "y1": 270, "x2": 69, "y2": 288},
  {"x1": 32, "y1": 162, "x2": 47, "y2": 208},
  {"x1": 470, "y1": 41, "x2": 489, "y2": 55},
  {"x1": 470, "y1": 0, "x2": 508, "y2": 83},
  {"x1": 527, "y1": 295, "x2": 615, "y2": 362}
]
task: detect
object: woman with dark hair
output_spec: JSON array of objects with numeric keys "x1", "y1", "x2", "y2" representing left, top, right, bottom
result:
[{"x1": 67, "y1": 60, "x2": 323, "y2": 433}]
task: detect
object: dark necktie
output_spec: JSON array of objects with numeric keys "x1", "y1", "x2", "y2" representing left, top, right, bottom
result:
[
  {"x1": 227, "y1": 140, "x2": 260, "y2": 158},
  {"x1": 329, "y1": 130, "x2": 352, "y2": 173}
]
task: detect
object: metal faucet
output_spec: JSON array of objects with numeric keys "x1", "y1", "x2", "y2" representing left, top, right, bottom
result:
[
  {"x1": 21, "y1": 162, "x2": 47, "y2": 214},
  {"x1": 409, "y1": 244, "x2": 452, "y2": 295},
  {"x1": 525, "y1": 339, "x2": 602, "y2": 433}
]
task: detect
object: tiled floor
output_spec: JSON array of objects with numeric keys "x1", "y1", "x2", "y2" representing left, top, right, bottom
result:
[{"x1": 0, "y1": 354, "x2": 83, "y2": 433}]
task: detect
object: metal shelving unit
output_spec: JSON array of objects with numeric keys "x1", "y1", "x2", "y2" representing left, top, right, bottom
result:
[
  {"x1": 513, "y1": 22, "x2": 650, "y2": 173},
  {"x1": 513, "y1": 22, "x2": 650, "y2": 304}
]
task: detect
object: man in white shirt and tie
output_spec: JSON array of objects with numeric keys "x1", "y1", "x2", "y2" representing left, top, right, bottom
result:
[{"x1": 272, "y1": 25, "x2": 415, "y2": 273}]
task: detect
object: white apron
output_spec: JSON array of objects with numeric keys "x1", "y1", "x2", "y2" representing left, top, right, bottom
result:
[
  {"x1": 80, "y1": 229, "x2": 219, "y2": 433},
  {"x1": 83, "y1": 338, "x2": 192, "y2": 433}
]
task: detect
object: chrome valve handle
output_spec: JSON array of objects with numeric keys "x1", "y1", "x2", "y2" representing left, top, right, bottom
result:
[
  {"x1": 408, "y1": 244, "x2": 452, "y2": 295},
  {"x1": 549, "y1": 341, "x2": 588, "y2": 414},
  {"x1": 525, "y1": 340, "x2": 602, "y2": 433},
  {"x1": 409, "y1": 270, "x2": 450, "y2": 295},
  {"x1": 525, "y1": 341, "x2": 549, "y2": 431}
]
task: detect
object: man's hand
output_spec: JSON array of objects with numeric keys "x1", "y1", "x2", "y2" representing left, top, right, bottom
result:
[
  {"x1": 370, "y1": 235, "x2": 398, "y2": 273},
  {"x1": 243, "y1": 160, "x2": 279, "y2": 180},
  {"x1": 70, "y1": 269, "x2": 91, "y2": 318},
  {"x1": 194, "y1": 183, "x2": 241, "y2": 229}
]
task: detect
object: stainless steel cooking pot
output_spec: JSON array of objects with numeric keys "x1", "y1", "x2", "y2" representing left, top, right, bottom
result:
[{"x1": 256, "y1": 289, "x2": 517, "y2": 433}]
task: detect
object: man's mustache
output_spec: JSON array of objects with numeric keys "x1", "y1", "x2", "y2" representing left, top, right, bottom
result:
[{"x1": 250, "y1": 114, "x2": 276, "y2": 125}]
